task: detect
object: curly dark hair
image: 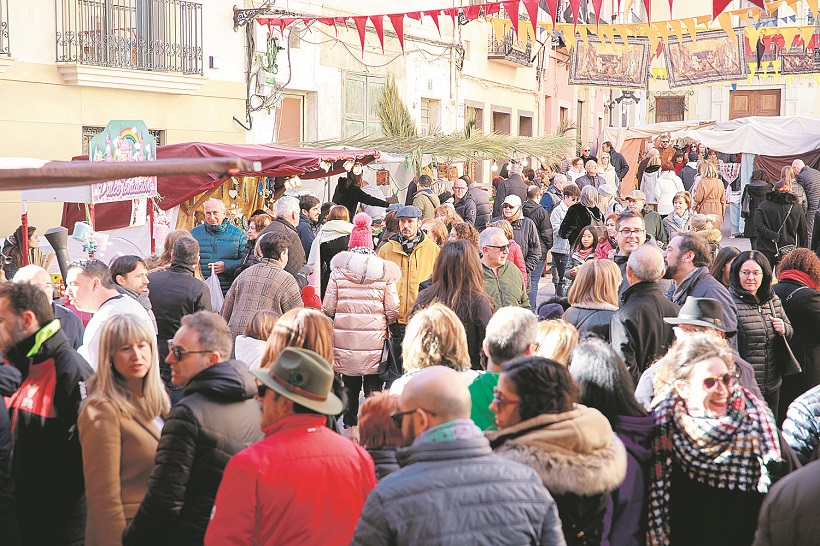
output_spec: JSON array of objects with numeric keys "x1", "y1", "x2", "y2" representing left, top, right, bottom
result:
[
  {"x1": 450, "y1": 221, "x2": 479, "y2": 248},
  {"x1": 502, "y1": 356, "x2": 578, "y2": 420},
  {"x1": 778, "y1": 248, "x2": 820, "y2": 285}
]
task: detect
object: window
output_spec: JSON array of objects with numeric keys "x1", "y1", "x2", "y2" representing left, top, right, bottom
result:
[
  {"x1": 56, "y1": 0, "x2": 203, "y2": 75},
  {"x1": 420, "y1": 98, "x2": 441, "y2": 136},
  {"x1": 492, "y1": 111, "x2": 511, "y2": 135},
  {"x1": 82, "y1": 126, "x2": 164, "y2": 155},
  {"x1": 655, "y1": 96, "x2": 685, "y2": 122},
  {"x1": 342, "y1": 72, "x2": 386, "y2": 139},
  {"x1": 519, "y1": 115, "x2": 533, "y2": 137}
]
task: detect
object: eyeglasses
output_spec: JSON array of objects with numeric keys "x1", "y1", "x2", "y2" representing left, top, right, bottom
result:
[
  {"x1": 492, "y1": 388, "x2": 519, "y2": 408},
  {"x1": 701, "y1": 372, "x2": 739, "y2": 391},
  {"x1": 390, "y1": 407, "x2": 437, "y2": 428},
  {"x1": 739, "y1": 270, "x2": 763, "y2": 279},
  {"x1": 618, "y1": 228, "x2": 646, "y2": 238},
  {"x1": 502, "y1": 203, "x2": 517, "y2": 209},
  {"x1": 257, "y1": 383, "x2": 269, "y2": 398},
  {"x1": 167, "y1": 341, "x2": 213, "y2": 361},
  {"x1": 486, "y1": 243, "x2": 511, "y2": 251}
]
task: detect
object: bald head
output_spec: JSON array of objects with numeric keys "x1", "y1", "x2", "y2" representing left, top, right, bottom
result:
[
  {"x1": 626, "y1": 244, "x2": 665, "y2": 284},
  {"x1": 401, "y1": 366, "x2": 472, "y2": 426},
  {"x1": 792, "y1": 159, "x2": 805, "y2": 176},
  {"x1": 13, "y1": 265, "x2": 54, "y2": 303}
]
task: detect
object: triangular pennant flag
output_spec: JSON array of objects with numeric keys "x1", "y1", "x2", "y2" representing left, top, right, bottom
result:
[
  {"x1": 523, "y1": 0, "x2": 540, "y2": 36},
  {"x1": 746, "y1": 25, "x2": 760, "y2": 47},
  {"x1": 669, "y1": 19, "x2": 684, "y2": 42},
  {"x1": 714, "y1": 0, "x2": 733, "y2": 18},
  {"x1": 618, "y1": 24, "x2": 631, "y2": 45},
  {"x1": 790, "y1": 14, "x2": 797, "y2": 21},
  {"x1": 598, "y1": 24, "x2": 614, "y2": 43},
  {"x1": 443, "y1": 7, "x2": 458, "y2": 27},
  {"x1": 682, "y1": 18, "x2": 698, "y2": 42},
  {"x1": 424, "y1": 10, "x2": 442, "y2": 37},
  {"x1": 731, "y1": 83, "x2": 737, "y2": 91},
  {"x1": 502, "y1": 1, "x2": 521, "y2": 36},
  {"x1": 765, "y1": 1, "x2": 783, "y2": 11},
  {"x1": 807, "y1": 0, "x2": 819, "y2": 18},
  {"x1": 654, "y1": 22, "x2": 670, "y2": 45},
  {"x1": 406, "y1": 12, "x2": 421, "y2": 21},
  {"x1": 717, "y1": 13, "x2": 735, "y2": 39},
  {"x1": 748, "y1": 72, "x2": 755, "y2": 85},
  {"x1": 623, "y1": 0, "x2": 635, "y2": 16},
  {"x1": 591, "y1": 0, "x2": 603, "y2": 25},
  {"x1": 318, "y1": 17, "x2": 339, "y2": 37},
  {"x1": 648, "y1": 29, "x2": 660, "y2": 52},
  {"x1": 370, "y1": 16, "x2": 385, "y2": 52},
  {"x1": 737, "y1": 10, "x2": 752, "y2": 27},
  {"x1": 779, "y1": 26, "x2": 800, "y2": 48},
  {"x1": 561, "y1": 26, "x2": 577, "y2": 50},
  {"x1": 352, "y1": 16, "x2": 368, "y2": 56},
  {"x1": 695, "y1": 15, "x2": 711, "y2": 26},
  {"x1": 568, "y1": 0, "x2": 582, "y2": 28},
  {"x1": 491, "y1": 18, "x2": 508, "y2": 41},
  {"x1": 464, "y1": 5, "x2": 482, "y2": 20},
  {"x1": 786, "y1": 74, "x2": 793, "y2": 85},
  {"x1": 577, "y1": 24, "x2": 589, "y2": 42},
  {"x1": 486, "y1": 2, "x2": 503, "y2": 16},
  {"x1": 389, "y1": 14, "x2": 405, "y2": 52},
  {"x1": 642, "y1": 0, "x2": 651, "y2": 24}
]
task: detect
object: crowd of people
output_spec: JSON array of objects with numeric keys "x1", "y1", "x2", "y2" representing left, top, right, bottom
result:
[{"x1": 2, "y1": 137, "x2": 820, "y2": 546}]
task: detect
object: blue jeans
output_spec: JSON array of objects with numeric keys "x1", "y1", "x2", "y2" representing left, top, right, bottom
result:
[
  {"x1": 729, "y1": 200, "x2": 743, "y2": 235},
  {"x1": 551, "y1": 253, "x2": 571, "y2": 298},
  {"x1": 529, "y1": 258, "x2": 547, "y2": 312}
]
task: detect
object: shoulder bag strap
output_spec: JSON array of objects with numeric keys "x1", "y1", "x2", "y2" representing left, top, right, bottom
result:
[{"x1": 776, "y1": 205, "x2": 794, "y2": 237}]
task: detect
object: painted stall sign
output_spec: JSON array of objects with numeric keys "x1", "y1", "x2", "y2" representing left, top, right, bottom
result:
[{"x1": 89, "y1": 120, "x2": 157, "y2": 204}]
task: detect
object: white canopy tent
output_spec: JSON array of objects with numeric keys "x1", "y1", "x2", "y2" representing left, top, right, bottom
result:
[{"x1": 683, "y1": 116, "x2": 820, "y2": 156}]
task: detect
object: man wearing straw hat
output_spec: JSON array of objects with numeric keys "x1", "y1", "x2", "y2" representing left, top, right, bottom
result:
[{"x1": 205, "y1": 348, "x2": 376, "y2": 546}]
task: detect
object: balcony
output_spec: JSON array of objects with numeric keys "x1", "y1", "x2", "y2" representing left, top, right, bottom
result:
[
  {"x1": 488, "y1": 31, "x2": 533, "y2": 68},
  {"x1": 55, "y1": 0, "x2": 205, "y2": 93},
  {"x1": 1, "y1": 0, "x2": 9, "y2": 56}
]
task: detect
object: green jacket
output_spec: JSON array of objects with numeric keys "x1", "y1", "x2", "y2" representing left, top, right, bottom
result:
[
  {"x1": 413, "y1": 189, "x2": 440, "y2": 220},
  {"x1": 483, "y1": 262, "x2": 530, "y2": 311},
  {"x1": 469, "y1": 371, "x2": 499, "y2": 431}
]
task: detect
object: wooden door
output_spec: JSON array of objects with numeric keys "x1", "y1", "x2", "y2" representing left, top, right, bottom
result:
[
  {"x1": 656, "y1": 96, "x2": 685, "y2": 122},
  {"x1": 729, "y1": 89, "x2": 781, "y2": 119}
]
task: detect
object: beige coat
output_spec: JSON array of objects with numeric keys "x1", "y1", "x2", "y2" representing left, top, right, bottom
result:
[
  {"x1": 78, "y1": 398, "x2": 162, "y2": 546},
  {"x1": 323, "y1": 251, "x2": 400, "y2": 376},
  {"x1": 693, "y1": 177, "x2": 727, "y2": 227}
]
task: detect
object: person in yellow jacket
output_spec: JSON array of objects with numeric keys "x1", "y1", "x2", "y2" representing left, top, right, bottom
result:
[{"x1": 377, "y1": 206, "x2": 440, "y2": 365}]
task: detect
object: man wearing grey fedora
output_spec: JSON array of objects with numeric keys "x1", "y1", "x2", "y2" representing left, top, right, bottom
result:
[
  {"x1": 634, "y1": 297, "x2": 763, "y2": 409},
  {"x1": 205, "y1": 348, "x2": 376, "y2": 546}
]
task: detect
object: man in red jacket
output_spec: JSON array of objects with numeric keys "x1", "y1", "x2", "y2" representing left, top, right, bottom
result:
[{"x1": 205, "y1": 347, "x2": 376, "y2": 546}]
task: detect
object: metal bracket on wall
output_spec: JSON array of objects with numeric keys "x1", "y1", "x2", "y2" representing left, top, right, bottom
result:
[{"x1": 233, "y1": 2, "x2": 277, "y2": 31}]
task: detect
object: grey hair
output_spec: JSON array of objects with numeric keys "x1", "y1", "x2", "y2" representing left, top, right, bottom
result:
[
  {"x1": 508, "y1": 162, "x2": 523, "y2": 174},
  {"x1": 579, "y1": 185, "x2": 598, "y2": 208},
  {"x1": 180, "y1": 310, "x2": 232, "y2": 361},
  {"x1": 627, "y1": 244, "x2": 665, "y2": 282},
  {"x1": 275, "y1": 196, "x2": 300, "y2": 219},
  {"x1": 205, "y1": 198, "x2": 226, "y2": 212},
  {"x1": 173, "y1": 236, "x2": 200, "y2": 266},
  {"x1": 585, "y1": 160, "x2": 597, "y2": 170},
  {"x1": 792, "y1": 159, "x2": 805, "y2": 170},
  {"x1": 484, "y1": 307, "x2": 538, "y2": 365},
  {"x1": 479, "y1": 227, "x2": 506, "y2": 251},
  {"x1": 553, "y1": 174, "x2": 567, "y2": 185}
]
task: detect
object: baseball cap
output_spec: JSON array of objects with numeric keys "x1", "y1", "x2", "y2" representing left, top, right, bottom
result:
[{"x1": 625, "y1": 190, "x2": 646, "y2": 201}]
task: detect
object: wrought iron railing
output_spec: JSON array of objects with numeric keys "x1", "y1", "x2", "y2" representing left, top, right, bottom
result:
[
  {"x1": 488, "y1": 31, "x2": 533, "y2": 67},
  {"x1": 55, "y1": 0, "x2": 203, "y2": 75},
  {"x1": 0, "y1": 0, "x2": 9, "y2": 56}
]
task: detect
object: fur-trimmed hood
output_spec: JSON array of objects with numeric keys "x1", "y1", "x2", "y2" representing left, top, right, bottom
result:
[
  {"x1": 696, "y1": 228, "x2": 722, "y2": 244},
  {"x1": 569, "y1": 301, "x2": 618, "y2": 312},
  {"x1": 487, "y1": 405, "x2": 627, "y2": 496},
  {"x1": 330, "y1": 250, "x2": 401, "y2": 285}
]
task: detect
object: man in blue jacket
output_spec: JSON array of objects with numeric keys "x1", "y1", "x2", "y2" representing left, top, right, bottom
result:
[{"x1": 190, "y1": 199, "x2": 247, "y2": 295}]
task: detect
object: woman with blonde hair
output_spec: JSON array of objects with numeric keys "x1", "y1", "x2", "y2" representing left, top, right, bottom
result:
[
  {"x1": 434, "y1": 204, "x2": 460, "y2": 232},
  {"x1": 389, "y1": 303, "x2": 478, "y2": 395},
  {"x1": 262, "y1": 307, "x2": 334, "y2": 367},
  {"x1": 78, "y1": 314, "x2": 170, "y2": 546},
  {"x1": 533, "y1": 319, "x2": 579, "y2": 365},
  {"x1": 420, "y1": 218, "x2": 449, "y2": 247},
  {"x1": 781, "y1": 165, "x2": 808, "y2": 215},
  {"x1": 563, "y1": 259, "x2": 621, "y2": 342},
  {"x1": 693, "y1": 160, "x2": 726, "y2": 229}
]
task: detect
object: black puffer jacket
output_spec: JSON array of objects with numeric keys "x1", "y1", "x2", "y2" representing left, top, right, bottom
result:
[
  {"x1": 468, "y1": 184, "x2": 492, "y2": 230},
  {"x1": 523, "y1": 199, "x2": 552, "y2": 257},
  {"x1": 563, "y1": 304, "x2": 618, "y2": 342},
  {"x1": 123, "y1": 360, "x2": 263, "y2": 546},
  {"x1": 754, "y1": 191, "x2": 807, "y2": 266},
  {"x1": 491, "y1": 215, "x2": 542, "y2": 274},
  {"x1": 742, "y1": 179, "x2": 773, "y2": 239},
  {"x1": 730, "y1": 286, "x2": 793, "y2": 396},
  {"x1": 559, "y1": 204, "x2": 604, "y2": 250},
  {"x1": 797, "y1": 165, "x2": 820, "y2": 242}
]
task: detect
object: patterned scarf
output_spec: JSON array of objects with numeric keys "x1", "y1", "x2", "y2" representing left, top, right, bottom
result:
[
  {"x1": 413, "y1": 418, "x2": 484, "y2": 445},
  {"x1": 671, "y1": 209, "x2": 691, "y2": 229},
  {"x1": 399, "y1": 229, "x2": 425, "y2": 256},
  {"x1": 647, "y1": 386, "x2": 781, "y2": 546}
]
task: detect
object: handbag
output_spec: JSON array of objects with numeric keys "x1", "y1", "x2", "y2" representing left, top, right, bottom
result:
[
  {"x1": 773, "y1": 204, "x2": 796, "y2": 262},
  {"x1": 768, "y1": 300, "x2": 802, "y2": 376},
  {"x1": 378, "y1": 328, "x2": 402, "y2": 381}
]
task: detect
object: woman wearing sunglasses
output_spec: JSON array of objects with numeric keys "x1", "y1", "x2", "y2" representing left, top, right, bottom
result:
[
  {"x1": 78, "y1": 314, "x2": 169, "y2": 546},
  {"x1": 487, "y1": 356, "x2": 626, "y2": 546},
  {"x1": 647, "y1": 333, "x2": 795, "y2": 546}
]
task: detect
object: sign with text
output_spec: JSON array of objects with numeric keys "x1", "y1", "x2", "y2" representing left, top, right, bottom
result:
[{"x1": 89, "y1": 120, "x2": 157, "y2": 204}]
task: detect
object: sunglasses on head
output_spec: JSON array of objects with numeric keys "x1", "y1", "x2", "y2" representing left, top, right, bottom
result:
[
  {"x1": 502, "y1": 203, "x2": 518, "y2": 209},
  {"x1": 702, "y1": 372, "x2": 739, "y2": 391}
]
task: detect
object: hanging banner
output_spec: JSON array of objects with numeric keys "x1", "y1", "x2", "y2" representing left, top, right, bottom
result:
[
  {"x1": 89, "y1": 120, "x2": 157, "y2": 204},
  {"x1": 664, "y1": 28, "x2": 747, "y2": 88},
  {"x1": 781, "y1": 50, "x2": 817, "y2": 74},
  {"x1": 569, "y1": 36, "x2": 651, "y2": 89}
]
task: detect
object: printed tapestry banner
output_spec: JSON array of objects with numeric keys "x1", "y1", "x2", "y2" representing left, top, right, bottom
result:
[
  {"x1": 664, "y1": 29, "x2": 747, "y2": 88},
  {"x1": 569, "y1": 36, "x2": 651, "y2": 89},
  {"x1": 781, "y1": 51, "x2": 817, "y2": 75},
  {"x1": 89, "y1": 120, "x2": 157, "y2": 204}
]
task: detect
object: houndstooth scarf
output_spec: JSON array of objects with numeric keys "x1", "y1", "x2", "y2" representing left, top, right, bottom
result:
[{"x1": 647, "y1": 386, "x2": 781, "y2": 546}]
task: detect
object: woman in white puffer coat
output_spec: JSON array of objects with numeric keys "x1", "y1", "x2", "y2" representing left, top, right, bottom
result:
[{"x1": 323, "y1": 212, "x2": 400, "y2": 441}]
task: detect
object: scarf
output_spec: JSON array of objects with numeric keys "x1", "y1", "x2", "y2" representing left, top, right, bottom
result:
[
  {"x1": 671, "y1": 209, "x2": 691, "y2": 229},
  {"x1": 575, "y1": 246, "x2": 594, "y2": 260},
  {"x1": 778, "y1": 269, "x2": 817, "y2": 289},
  {"x1": 647, "y1": 386, "x2": 781, "y2": 545},
  {"x1": 307, "y1": 220, "x2": 353, "y2": 292},
  {"x1": 413, "y1": 418, "x2": 484, "y2": 445},
  {"x1": 399, "y1": 229, "x2": 425, "y2": 256}
]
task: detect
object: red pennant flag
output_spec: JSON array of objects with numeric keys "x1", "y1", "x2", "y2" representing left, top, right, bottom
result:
[
  {"x1": 352, "y1": 16, "x2": 368, "y2": 56},
  {"x1": 642, "y1": 0, "x2": 651, "y2": 23},
  {"x1": 406, "y1": 11, "x2": 422, "y2": 21},
  {"x1": 523, "y1": 0, "x2": 539, "y2": 36},
  {"x1": 389, "y1": 14, "x2": 405, "y2": 52},
  {"x1": 464, "y1": 5, "x2": 481, "y2": 19},
  {"x1": 748, "y1": 0, "x2": 766, "y2": 9},
  {"x1": 502, "y1": 1, "x2": 521, "y2": 36},
  {"x1": 318, "y1": 17, "x2": 339, "y2": 37},
  {"x1": 668, "y1": 0, "x2": 674, "y2": 15},
  {"x1": 543, "y1": 0, "x2": 559, "y2": 24},
  {"x1": 591, "y1": 0, "x2": 603, "y2": 24},
  {"x1": 424, "y1": 10, "x2": 442, "y2": 37},
  {"x1": 370, "y1": 15, "x2": 385, "y2": 52},
  {"x1": 568, "y1": 0, "x2": 581, "y2": 27},
  {"x1": 713, "y1": 0, "x2": 732, "y2": 18},
  {"x1": 485, "y1": 3, "x2": 503, "y2": 16},
  {"x1": 443, "y1": 7, "x2": 458, "y2": 27}
]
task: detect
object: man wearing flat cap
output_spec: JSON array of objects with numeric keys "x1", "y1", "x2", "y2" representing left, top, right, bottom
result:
[
  {"x1": 205, "y1": 348, "x2": 376, "y2": 546},
  {"x1": 378, "y1": 205, "x2": 441, "y2": 361}
]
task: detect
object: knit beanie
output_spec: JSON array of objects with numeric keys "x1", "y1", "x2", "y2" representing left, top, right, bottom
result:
[{"x1": 348, "y1": 212, "x2": 374, "y2": 249}]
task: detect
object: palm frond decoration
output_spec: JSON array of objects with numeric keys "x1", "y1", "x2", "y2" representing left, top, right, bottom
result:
[{"x1": 378, "y1": 77, "x2": 417, "y2": 139}]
